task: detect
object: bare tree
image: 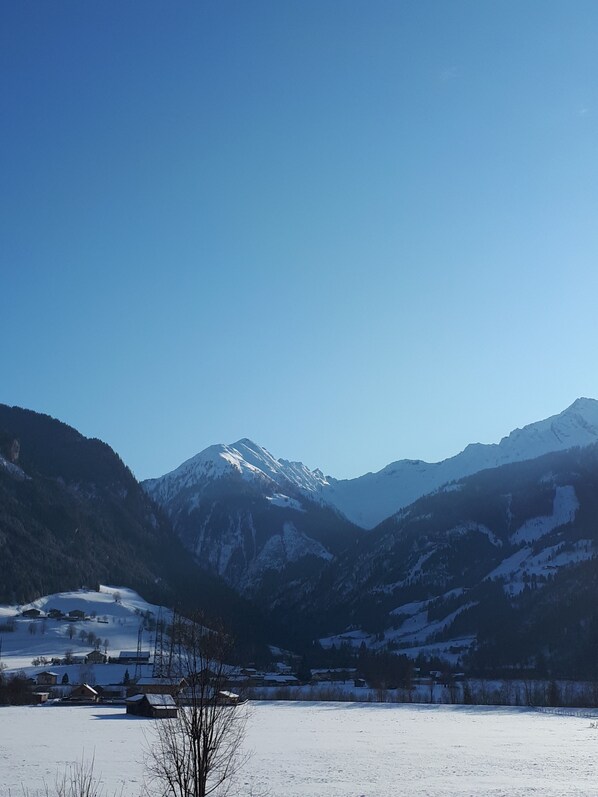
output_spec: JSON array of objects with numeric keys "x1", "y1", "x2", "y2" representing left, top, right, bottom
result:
[
  {"x1": 54, "y1": 757, "x2": 111, "y2": 797},
  {"x1": 145, "y1": 613, "x2": 248, "y2": 797},
  {"x1": 19, "y1": 756, "x2": 124, "y2": 797}
]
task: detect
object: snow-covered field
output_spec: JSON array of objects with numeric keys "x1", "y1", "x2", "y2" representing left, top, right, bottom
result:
[{"x1": 1, "y1": 702, "x2": 598, "y2": 796}]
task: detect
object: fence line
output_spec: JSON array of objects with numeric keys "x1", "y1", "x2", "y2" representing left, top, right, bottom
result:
[{"x1": 535, "y1": 706, "x2": 598, "y2": 719}]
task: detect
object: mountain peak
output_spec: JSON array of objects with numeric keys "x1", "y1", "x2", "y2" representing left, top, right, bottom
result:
[
  {"x1": 144, "y1": 437, "x2": 329, "y2": 504},
  {"x1": 145, "y1": 398, "x2": 598, "y2": 531},
  {"x1": 565, "y1": 396, "x2": 598, "y2": 413},
  {"x1": 231, "y1": 437, "x2": 260, "y2": 450}
]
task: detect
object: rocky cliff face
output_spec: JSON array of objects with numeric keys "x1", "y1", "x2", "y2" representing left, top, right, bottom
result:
[
  {"x1": 144, "y1": 449, "x2": 361, "y2": 602},
  {"x1": 0, "y1": 431, "x2": 20, "y2": 464}
]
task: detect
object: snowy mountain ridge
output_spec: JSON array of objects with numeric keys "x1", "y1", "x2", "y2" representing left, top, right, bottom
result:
[
  {"x1": 146, "y1": 398, "x2": 598, "y2": 530},
  {"x1": 321, "y1": 397, "x2": 598, "y2": 528},
  {"x1": 144, "y1": 437, "x2": 329, "y2": 507}
]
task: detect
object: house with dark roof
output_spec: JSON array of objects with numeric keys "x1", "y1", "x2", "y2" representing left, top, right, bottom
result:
[{"x1": 117, "y1": 650, "x2": 151, "y2": 664}]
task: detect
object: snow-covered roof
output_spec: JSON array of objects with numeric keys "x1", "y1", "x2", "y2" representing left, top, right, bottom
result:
[
  {"x1": 146, "y1": 694, "x2": 176, "y2": 707},
  {"x1": 78, "y1": 684, "x2": 99, "y2": 695},
  {"x1": 137, "y1": 677, "x2": 181, "y2": 686},
  {"x1": 118, "y1": 650, "x2": 150, "y2": 659}
]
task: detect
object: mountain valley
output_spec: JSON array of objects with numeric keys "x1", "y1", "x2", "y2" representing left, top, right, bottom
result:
[{"x1": 3, "y1": 399, "x2": 598, "y2": 676}]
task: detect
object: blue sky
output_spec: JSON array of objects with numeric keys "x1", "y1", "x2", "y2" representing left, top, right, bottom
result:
[{"x1": 3, "y1": 1, "x2": 598, "y2": 480}]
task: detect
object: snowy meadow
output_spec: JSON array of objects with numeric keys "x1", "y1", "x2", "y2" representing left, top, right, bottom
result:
[{"x1": 1, "y1": 701, "x2": 597, "y2": 797}]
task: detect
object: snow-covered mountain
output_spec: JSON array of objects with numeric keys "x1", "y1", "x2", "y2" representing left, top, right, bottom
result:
[
  {"x1": 144, "y1": 438, "x2": 329, "y2": 506},
  {"x1": 143, "y1": 439, "x2": 359, "y2": 600},
  {"x1": 320, "y1": 397, "x2": 598, "y2": 528},
  {"x1": 146, "y1": 398, "x2": 598, "y2": 532},
  {"x1": 301, "y1": 441, "x2": 598, "y2": 675},
  {"x1": 141, "y1": 398, "x2": 598, "y2": 611}
]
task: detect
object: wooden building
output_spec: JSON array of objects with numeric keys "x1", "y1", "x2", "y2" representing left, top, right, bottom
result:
[
  {"x1": 126, "y1": 693, "x2": 178, "y2": 719},
  {"x1": 68, "y1": 683, "x2": 99, "y2": 702},
  {"x1": 36, "y1": 671, "x2": 59, "y2": 686},
  {"x1": 85, "y1": 650, "x2": 107, "y2": 664},
  {"x1": 117, "y1": 650, "x2": 151, "y2": 665}
]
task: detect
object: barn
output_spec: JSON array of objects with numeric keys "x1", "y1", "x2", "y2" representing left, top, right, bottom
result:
[{"x1": 126, "y1": 693, "x2": 178, "y2": 719}]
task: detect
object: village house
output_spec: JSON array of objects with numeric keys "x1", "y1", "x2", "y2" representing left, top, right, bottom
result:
[
  {"x1": 225, "y1": 667, "x2": 264, "y2": 687},
  {"x1": 97, "y1": 684, "x2": 127, "y2": 701},
  {"x1": 22, "y1": 608, "x2": 42, "y2": 619},
  {"x1": 311, "y1": 668, "x2": 357, "y2": 683},
  {"x1": 68, "y1": 683, "x2": 99, "y2": 703},
  {"x1": 36, "y1": 671, "x2": 59, "y2": 686},
  {"x1": 85, "y1": 650, "x2": 107, "y2": 664},
  {"x1": 67, "y1": 609, "x2": 86, "y2": 620}
]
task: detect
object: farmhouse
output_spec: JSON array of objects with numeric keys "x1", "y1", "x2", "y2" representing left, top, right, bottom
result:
[
  {"x1": 68, "y1": 684, "x2": 99, "y2": 703},
  {"x1": 311, "y1": 668, "x2": 357, "y2": 683},
  {"x1": 97, "y1": 684, "x2": 126, "y2": 700},
  {"x1": 36, "y1": 671, "x2": 58, "y2": 686},
  {"x1": 126, "y1": 693, "x2": 178, "y2": 719},
  {"x1": 22, "y1": 608, "x2": 41, "y2": 619},
  {"x1": 85, "y1": 650, "x2": 107, "y2": 664}
]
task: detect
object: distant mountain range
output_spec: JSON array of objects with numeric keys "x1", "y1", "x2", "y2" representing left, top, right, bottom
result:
[
  {"x1": 301, "y1": 443, "x2": 598, "y2": 677},
  {"x1": 146, "y1": 398, "x2": 598, "y2": 530},
  {"x1": 4, "y1": 398, "x2": 598, "y2": 677},
  {"x1": 317, "y1": 397, "x2": 598, "y2": 528},
  {"x1": 141, "y1": 398, "x2": 598, "y2": 676},
  {"x1": 142, "y1": 398, "x2": 598, "y2": 599}
]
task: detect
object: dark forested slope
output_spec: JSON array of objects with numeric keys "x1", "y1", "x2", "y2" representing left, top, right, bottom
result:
[{"x1": 0, "y1": 405, "x2": 264, "y2": 647}]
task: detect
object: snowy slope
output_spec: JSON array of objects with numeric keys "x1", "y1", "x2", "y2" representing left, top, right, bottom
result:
[
  {"x1": 319, "y1": 398, "x2": 598, "y2": 528},
  {"x1": 0, "y1": 585, "x2": 171, "y2": 670},
  {"x1": 144, "y1": 438, "x2": 329, "y2": 506}
]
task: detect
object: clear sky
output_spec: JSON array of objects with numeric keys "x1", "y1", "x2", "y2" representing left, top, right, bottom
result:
[{"x1": 3, "y1": 1, "x2": 598, "y2": 481}]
